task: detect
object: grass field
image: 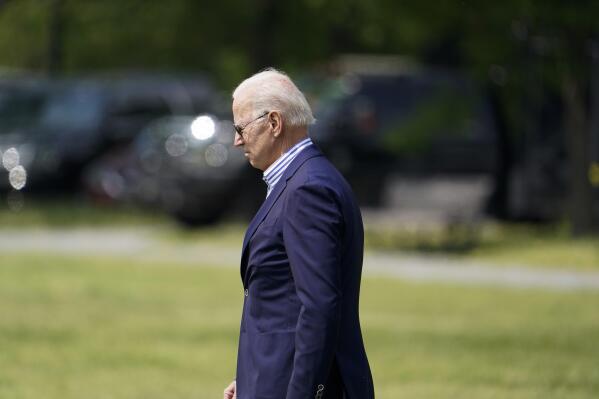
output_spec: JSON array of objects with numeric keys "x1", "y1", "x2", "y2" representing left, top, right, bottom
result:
[
  {"x1": 1, "y1": 253, "x2": 598, "y2": 398},
  {"x1": 0, "y1": 198, "x2": 169, "y2": 227}
]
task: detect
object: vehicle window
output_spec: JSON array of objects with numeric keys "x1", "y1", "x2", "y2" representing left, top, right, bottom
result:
[
  {"x1": 374, "y1": 78, "x2": 479, "y2": 155},
  {"x1": 39, "y1": 87, "x2": 104, "y2": 131},
  {"x1": 111, "y1": 97, "x2": 172, "y2": 119},
  {"x1": 0, "y1": 88, "x2": 47, "y2": 132}
]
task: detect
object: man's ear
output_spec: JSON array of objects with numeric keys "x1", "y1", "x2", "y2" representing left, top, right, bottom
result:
[{"x1": 270, "y1": 111, "x2": 283, "y2": 137}]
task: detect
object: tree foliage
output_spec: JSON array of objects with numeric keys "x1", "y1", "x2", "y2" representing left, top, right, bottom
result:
[{"x1": 0, "y1": 0, "x2": 597, "y2": 232}]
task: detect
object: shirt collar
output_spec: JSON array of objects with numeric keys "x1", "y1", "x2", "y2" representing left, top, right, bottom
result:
[{"x1": 263, "y1": 137, "x2": 313, "y2": 196}]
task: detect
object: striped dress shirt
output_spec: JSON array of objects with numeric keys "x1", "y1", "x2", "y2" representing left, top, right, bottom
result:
[{"x1": 263, "y1": 137, "x2": 313, "y2": 197}]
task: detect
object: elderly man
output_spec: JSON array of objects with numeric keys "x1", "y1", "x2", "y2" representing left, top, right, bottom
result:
[{"x1": 224, "y1": 69, "x2": 374, "y2": 399}]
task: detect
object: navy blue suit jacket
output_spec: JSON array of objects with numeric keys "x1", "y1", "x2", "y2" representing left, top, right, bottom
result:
[{"x1": 235, "y1": 145, "x2": 374, "y2": 399}]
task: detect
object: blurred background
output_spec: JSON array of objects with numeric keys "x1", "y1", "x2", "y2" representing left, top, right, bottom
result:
[{"x1": 0, "y1": 1, "x2": 598, "y2": 398}]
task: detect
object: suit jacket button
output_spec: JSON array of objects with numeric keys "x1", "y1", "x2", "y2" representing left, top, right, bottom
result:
[
  {"x1": 244, "y1": 289, "x2": 249, "y2": 297},
  {"x1": 315, "y1": 384, "x2": 324, "y2": 398}
]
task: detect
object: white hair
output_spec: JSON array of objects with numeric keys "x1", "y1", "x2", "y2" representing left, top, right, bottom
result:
[{"x1": 232, "y1": 68, "x2": 315, "y2": 128}]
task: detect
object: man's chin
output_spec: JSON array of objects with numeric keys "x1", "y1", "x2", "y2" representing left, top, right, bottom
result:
[
  {"x1": 247, "y1": 158, "x2": 258, "y2": 169},
  {"x1": 248, "y1": 159, "x2": 266, "y2": 171}
]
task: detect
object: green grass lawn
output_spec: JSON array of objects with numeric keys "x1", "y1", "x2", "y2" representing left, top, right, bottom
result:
[
  {"x1": 0, "y1": 198, "x2": 170, "y2": 227},
  {"x1": 1, "y1": 253, "x2": 598, "y2": 398}
]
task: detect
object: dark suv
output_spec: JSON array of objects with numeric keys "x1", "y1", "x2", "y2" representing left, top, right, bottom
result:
[
  {"x1": 0, "y1": 74, "x2": 219, "y2": 192},
  {"x1": 307, "y1": 69, "x2": 500, "y2": 220},
  {"x1": 83, "y1": 113, "x2": 264, "y2": 225},
  {"x1": 81, "y1": 67, "x2": 501, "y2": 226}
]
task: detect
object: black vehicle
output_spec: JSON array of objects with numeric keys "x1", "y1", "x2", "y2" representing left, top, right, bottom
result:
[
  {"x1": 307, "y1": 58, "x2": 599, "y2": 224},
  {"x1": 0, "y1": 73, "x2": 219, "y2": 193},
  {"x1": 84, "y1": 114, "x2": 263, "y2": 225},
  {"x1": 0, "y1": 77, "x2": 49, "y2": 191},
  {"x1": 306, "y1": 67, "x2": 500, "y2": 223},
  {"x1": 83, "y1": 65, "x2": 502, "y2": 227}
]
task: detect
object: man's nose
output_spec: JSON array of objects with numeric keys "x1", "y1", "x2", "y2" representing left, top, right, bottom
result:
[{"x1": 234, "y1": 133, "x2": 244, "y2": 147}]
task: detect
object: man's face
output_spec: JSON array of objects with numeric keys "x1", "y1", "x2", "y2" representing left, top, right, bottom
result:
[{"x1": 232, "y1": 97, "x2": 275, "y2": 171}]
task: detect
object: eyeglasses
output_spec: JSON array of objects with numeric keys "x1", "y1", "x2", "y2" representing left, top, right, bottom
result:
[{"x1": 234, "y1": 111, "x2": 269, "y2": 137}]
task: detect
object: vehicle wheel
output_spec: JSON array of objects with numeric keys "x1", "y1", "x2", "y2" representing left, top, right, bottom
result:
[{"x1": 171, "y1": 208, "x2": 224, "y2": 227}]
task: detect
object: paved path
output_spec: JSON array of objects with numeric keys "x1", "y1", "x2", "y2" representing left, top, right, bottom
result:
[{"x1": 2, "y1": 227, "x2": 599, "y2": 291}]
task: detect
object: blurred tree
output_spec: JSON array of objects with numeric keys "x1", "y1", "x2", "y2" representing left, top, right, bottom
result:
[
  {"x1": 47, "y1": 0, "x2": 63, "y2": 75},
  {"x1": 0, "y1": 0, "x2": 12, "y2": 10},
  {"x1": 455, "y1": 1, "x2": 599, "y2": 235},
  {"x1": 0, "y1": 0, "x2": 596, "y2": 233},
  {"x1": 0, "y1": 0, "x2": 48, "y2": 70}
]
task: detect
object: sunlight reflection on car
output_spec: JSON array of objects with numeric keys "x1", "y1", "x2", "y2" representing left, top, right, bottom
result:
[
  {"x1": 190, "y1": 115, "x2": 216, "y2": 140},
  {"x1": 84, "y1": 114, "x2": 263, "y2": 226}
]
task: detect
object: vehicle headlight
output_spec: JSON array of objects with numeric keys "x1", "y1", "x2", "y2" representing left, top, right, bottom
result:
[
  {"x1": 190, "y1": 115, "x2": 216, "y2": 140},
  {"x1": 2, "y1": 147, "x2": 20, "y2": 171}
]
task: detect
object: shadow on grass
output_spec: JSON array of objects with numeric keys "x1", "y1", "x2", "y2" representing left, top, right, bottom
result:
[
  {"x1": 365, "y1": 220, "x2": 599, "y2": 269},
  {"x1": 366, "y1": 223, "x2": 481, "y2": 254}
]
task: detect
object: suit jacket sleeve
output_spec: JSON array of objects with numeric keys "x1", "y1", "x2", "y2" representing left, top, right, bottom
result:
[{"x1": 283, "y1": 180, "x2": 344, "y2": 399}]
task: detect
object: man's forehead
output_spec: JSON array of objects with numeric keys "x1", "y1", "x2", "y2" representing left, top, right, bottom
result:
[{"x1": 232, "y1": 95, "x2": 253, "y2": 120}]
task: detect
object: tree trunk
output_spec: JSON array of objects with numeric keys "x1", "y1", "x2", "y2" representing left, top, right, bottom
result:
[
  {"x1": 251, "y1": 0, "x2": 278, "y2": 71},
  {"x1": 47, "y1": 0, "x2": 64, "y2": 76},
  {"x1": 562, "y1": 72, "x2": 595, "y2": 235},
  {"x1": 589, "y1": 43, "x2": 599, "y2": 231}
]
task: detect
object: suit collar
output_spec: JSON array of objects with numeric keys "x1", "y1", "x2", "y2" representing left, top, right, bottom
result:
[{"x1": 240, "y1": 144, "x2": 323, "y2": 282}]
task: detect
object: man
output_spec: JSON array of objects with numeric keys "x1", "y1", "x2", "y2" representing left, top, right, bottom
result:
[{"x1": 224, "y1": 69, "x2": 374, "y2": 399}]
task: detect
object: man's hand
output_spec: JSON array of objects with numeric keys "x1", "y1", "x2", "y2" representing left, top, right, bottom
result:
[{"x1": 223, "y1": 380, "x2": 236, "y2": 399}]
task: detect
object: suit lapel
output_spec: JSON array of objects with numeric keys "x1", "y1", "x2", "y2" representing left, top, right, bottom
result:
[
  {"x1": 240, "y1": 145, "x2": 323, "y2": 282},
  {"x1": 241, "y1": 177, "x2": 286, "y2": 253}
]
